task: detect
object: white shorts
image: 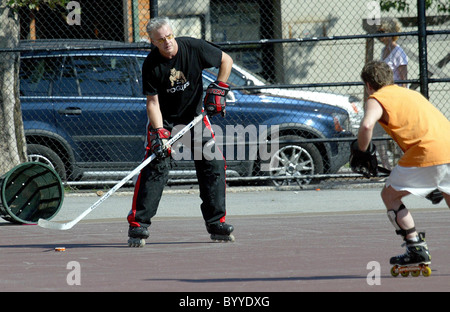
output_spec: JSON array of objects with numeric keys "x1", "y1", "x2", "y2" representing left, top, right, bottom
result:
[{"x1": 385, "y1": 163, "x2": 450, "y2": 197}]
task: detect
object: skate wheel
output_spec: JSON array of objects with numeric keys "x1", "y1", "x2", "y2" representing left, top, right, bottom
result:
[
  {"x1": 390, "y1": 266, "x2": 399, "y2": 277},
  {"x1": 411, "y1": 270, "x2": 420, "y2": 277},
  {"x1": 422, "y1": 266, "x2": 431, "y2": 277},
  {"x1": 210, "y1": 234, "x2": 235, "y2": 243},
  {"x1": 128, "y1": 238, "x2": 145, "y2": 247},
  {"x1": 400, "y1": 270, "x2": 409, "y2": 277}
]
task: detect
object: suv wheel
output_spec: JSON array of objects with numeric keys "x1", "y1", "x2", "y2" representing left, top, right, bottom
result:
[
  {"x1": 266, "y1": 135, "x2": 324, "y2": 186},
  {"x1": 27, "y1": 144, "x2": 67, "y2": 181}
]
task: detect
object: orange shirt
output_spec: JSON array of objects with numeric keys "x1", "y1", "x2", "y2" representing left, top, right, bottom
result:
[{"x1": 370, "y1": 85, "x2": 450, "y2": 167}]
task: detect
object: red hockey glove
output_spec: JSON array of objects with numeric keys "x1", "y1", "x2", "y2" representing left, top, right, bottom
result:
[
  {"x1": 148, "y1": 128, "x2": 171, "y2": 159},
  {"x1": 204, "y1": 81, "x2": 230, "y2": 117}
]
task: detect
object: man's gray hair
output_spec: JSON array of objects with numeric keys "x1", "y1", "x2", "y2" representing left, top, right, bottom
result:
[{"x1": 146, "y1": 17, "x2": 172, "y2": 36}]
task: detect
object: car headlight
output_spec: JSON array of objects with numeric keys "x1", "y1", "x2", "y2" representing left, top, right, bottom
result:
[
  {"x1": 332, "y1": 113, "x2": 351, "y2": 133},
  {"x1": 348, "y1": 95, "x2": 363, "y2": 114}
]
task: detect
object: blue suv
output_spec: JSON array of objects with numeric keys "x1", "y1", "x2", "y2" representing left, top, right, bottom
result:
[{"x1": 19, "y1": 40, "x2": 354, "y2": 185}]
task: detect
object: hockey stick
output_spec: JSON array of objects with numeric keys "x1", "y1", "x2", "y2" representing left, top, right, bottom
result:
[{"x1": 38, "y1": 114, "x2": 205, "y2": 230}]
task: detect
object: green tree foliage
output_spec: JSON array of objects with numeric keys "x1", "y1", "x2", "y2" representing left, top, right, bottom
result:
[
  {"x1": 7, "y1": 0, "x2": 69, "y2": 10},
  {"x1": 380, "y1": 0, "x2": 450, "y2": 13}
]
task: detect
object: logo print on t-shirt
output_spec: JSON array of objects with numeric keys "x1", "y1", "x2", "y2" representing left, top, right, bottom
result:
[
  {"x1": 169, "y1": 68, "x2": 187, "y2": 86},
  {"x1": 167, "y1": 68, "x2": 190, "y2": 93}
]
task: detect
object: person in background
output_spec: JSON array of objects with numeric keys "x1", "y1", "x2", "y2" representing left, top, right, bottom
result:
[
  {"x1": 377, "y1": 17, "x2": 408, "y2": 87},
  {"x1": 373, "y1": 17, "x2": 409, "y2": 170}
]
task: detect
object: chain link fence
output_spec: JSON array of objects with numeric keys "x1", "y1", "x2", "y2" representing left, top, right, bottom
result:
[{"x1": 0, "y1": 0, "x2": 449, "y2": 190}]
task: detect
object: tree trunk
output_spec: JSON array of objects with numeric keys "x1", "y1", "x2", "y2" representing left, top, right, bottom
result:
[{"x1": 0, "y1": 1, "x2": 27, "y2": 175}]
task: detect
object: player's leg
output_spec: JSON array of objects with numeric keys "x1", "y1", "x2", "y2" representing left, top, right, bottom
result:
[
  {"x1": 382, "y1": 187, "x2": 431, "y2": 266},
  {"x1": 381, "y1": 167, "x2": 432, "y2": 266},
  {"x1": 444, "y1": 192, "x2": 450, "y2": 207},
  {"x1": 438, "y1": 164, "x2": 450, "y2": 207},
  {"x1": 127, "y1": 158, "x2": 170, "y2": 246},
  {"x1": 193, "y1": 117, "x2": 234, "y2": 241},
  {"x1": 381, "y1": 185, "x2": 417, "y2": 240}
]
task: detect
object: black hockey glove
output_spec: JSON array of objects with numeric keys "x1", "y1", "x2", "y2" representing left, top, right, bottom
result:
[
  {"x1": 148, "y1": 128, "x2": 171, "y2": 159},
  {"x1": 204, "y1": 81, "x2": 230, "y2": 117},
  {"x1": 349, "y1": 139, "x2": 378, "y2": 178}
]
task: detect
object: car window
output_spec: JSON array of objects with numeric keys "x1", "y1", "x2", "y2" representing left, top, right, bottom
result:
[
  {"x1": 20, "y1": 57, "x2": 61, "y2": 96},
  {"x1": 206, "y1": 67, "x2": 252, "y2": 86},
  {"x1": 53, "y1": 56, "x2": 79, "y2": 96},
  {"x1": 74, "y1": 55, "x2": 137, "y2": 97},
  {"x1": 52, "y1": 55, "x2": 139, "y2": 97},
  {"x1": 203, "y1": 75, "x2": 214, "y2": 89},
  {"x1": 136, "y1": 56, "x2": 145, "y2": 95}
]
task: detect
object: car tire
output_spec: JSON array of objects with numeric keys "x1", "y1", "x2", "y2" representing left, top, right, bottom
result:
[
  {"x1": 27, "y1": 143, "x2": 67, "y2": 181},
  {"x1": 263, "y1": 135, "x2": 324, "y2": 186}
]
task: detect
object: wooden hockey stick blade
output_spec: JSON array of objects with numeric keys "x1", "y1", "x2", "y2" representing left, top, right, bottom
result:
[{"x1": 38, "y1": 114, "x2": 204, "y2": 230}]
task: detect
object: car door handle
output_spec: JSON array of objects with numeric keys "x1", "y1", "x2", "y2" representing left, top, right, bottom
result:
[{"x1": 58, "y1": 107, "x2": 82, "y2": 115}]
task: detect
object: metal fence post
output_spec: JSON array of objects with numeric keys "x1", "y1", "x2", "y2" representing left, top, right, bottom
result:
[
  {"x1": 150, "y1": 0, "x2": 158, "y2": 18},
  {"x1": 417, "y1": 0, "x2": 429, "y2": 98}
]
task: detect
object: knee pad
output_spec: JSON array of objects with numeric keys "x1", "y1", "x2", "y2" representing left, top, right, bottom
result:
[{"x1": 387, "y1": 204, "x2": 416, "y2": 239}]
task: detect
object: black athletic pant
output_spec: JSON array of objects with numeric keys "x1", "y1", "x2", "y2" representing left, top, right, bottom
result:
[{"x1": 128, "y1": 117, "x2": 226, "y2": 228}]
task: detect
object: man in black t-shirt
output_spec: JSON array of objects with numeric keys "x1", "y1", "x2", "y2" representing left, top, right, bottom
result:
[{"x1": 127, "y1": 17, "x2": 235, "y2": 247}]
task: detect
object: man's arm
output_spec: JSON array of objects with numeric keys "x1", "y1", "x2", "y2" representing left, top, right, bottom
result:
[
  {"x1": 357, "y1": 98, "x2": 384, "y2": 151},
  {"x1": 146, "y1": 95, "x2": 163, "y2": 128},
  {"x1": 397, "y1": 65, "x2": 408, "y2": 88},
  {"x1": 146, "y1": 94, "x2": 172, "y2": 158},
  {"x1": 203, "y1": 51, "x2": 233, "y2": 117},
  {"x1": 216, "y1": 52, "x2": 233, "y2": 83}
]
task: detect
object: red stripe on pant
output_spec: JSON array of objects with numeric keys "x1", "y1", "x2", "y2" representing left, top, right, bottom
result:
[
  {"x1": 128, "y1": 124, "x2": 153, "y2": 227},
  {"x1": 203, "y1": 113, "x2": 227, "y2": 224}
]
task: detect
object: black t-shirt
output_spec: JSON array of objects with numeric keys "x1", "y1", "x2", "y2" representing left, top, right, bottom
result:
[{"x1": 142, "y1": 37, "x2": 222, "y2": 125}]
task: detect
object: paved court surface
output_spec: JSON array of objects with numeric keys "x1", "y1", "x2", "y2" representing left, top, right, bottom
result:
[{"x1": 1, "y1": 186, "x2": 449, "y2": 296}]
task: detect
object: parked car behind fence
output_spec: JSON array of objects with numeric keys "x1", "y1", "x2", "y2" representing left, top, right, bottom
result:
[{"x1": 19, "y1": 40, "x2": 354, "y2": 186}]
